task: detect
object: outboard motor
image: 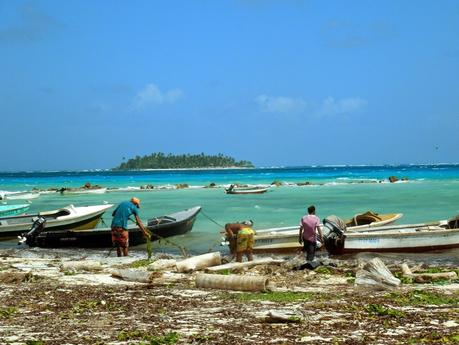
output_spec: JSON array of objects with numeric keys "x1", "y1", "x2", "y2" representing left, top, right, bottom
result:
[
  {"x1": 323, "y1": 215, "x2": 347, "y2": 237},
  {"x1": 18, "y1": 216, "x2": 46, "y2": 246},
  {"x1": 322, "y1": 215, "x2": 347, "y2": 255}
]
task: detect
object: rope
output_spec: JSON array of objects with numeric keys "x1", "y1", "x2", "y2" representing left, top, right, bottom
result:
[
  {"x1": 200, "y1": 210, "x2": 225, "y2": 228},
  {"x1": 197, "y1": 210, "x2": 229, "y2": 253}
]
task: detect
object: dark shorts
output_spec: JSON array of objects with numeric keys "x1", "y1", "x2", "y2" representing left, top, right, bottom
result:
[{"x1": 111, "y1": 227, "x2": 129, "y2": 248}]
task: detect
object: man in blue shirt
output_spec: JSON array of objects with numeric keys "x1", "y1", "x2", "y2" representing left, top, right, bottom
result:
[{"x1": 111, "y1": 197, "x2": 150, "y2": 256}]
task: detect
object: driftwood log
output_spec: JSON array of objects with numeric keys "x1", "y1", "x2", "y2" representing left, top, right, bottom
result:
[
  {"x1": 205, "y1": 258, "x2": 285, "y2": 273},
  {"x1": 195, "y1": 273, "x2": 270, "y2": 292},
  {"x1": 355, "y1": 258, "x2": 400, "y2": 289},
  {"x1": 176, "y1": 252, "x2": 222, "y2": 273},
  {"x1": 400, "y1": 263, "x2": 458, "y2": 283}
]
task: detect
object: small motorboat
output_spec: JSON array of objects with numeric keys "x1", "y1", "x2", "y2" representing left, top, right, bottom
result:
[
  {"x1": 59, "y1": 187, "x2": 108, "y2": 195},
  {"x1": 0, "y1": 204, "x2": 31, "y2": 217},
  {"x1": 344, "y1": 211, "x2": 403, "y2": 230},
  {"x1": 322, "y1": 214, "x2": 459, "y2": 255},
  {"x1": 21, "y1": 206, "x2": 202, "y2": 248},
  {"x1": 0, "y1": 204, "x2": 114, "y2": 239},
  {"x1": 225, "y1": 185, "x2": 269, "y2": 194},
  {"x1": 0, "y1": 191, "x2": 40, "y2": 200}
]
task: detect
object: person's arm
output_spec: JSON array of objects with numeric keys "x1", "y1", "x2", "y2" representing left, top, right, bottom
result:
[
  {"x1": 316, "y1": 223, "x2": 324, "y2": 243},
  {"x1": 135, "y1": 214, "x2": 151, "y2": 239},
  {"x1": 298, "y1": 224, "x2": 303, "y2": 244}
]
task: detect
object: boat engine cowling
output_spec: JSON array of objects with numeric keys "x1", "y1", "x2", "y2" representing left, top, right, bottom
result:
[
  {"x1": 18, "y1": 216, "x2": 47, "y2": 246},
  {"x1": 323, "y1": 215, "x2": 347, "y2": 238}
]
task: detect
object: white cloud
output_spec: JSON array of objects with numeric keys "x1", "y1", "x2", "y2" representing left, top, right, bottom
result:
[
  {"x1": 315, "y1": 97, "x2": 367, "y2": 117},
  {"x1": 255, "y1": 94, "x2": 307, "y2": 113},
  {"x1": 133, "y1": 83, "x2": 183, "y2": 109}
]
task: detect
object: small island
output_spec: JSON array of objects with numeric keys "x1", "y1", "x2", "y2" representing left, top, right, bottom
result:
[{"x1": 113, "y1": 152, "x2": 254, "y2": 170}]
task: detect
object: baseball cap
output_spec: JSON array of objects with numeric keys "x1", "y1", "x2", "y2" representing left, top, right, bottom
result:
[{"x1": 131, "y1": 197, "x2": 141, "y2": 208}]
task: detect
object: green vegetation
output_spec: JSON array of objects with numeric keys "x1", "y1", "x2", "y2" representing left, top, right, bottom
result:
[
  {"x1": 114, "y1": 152, "x2": 254, "y2": 170},
  {"x1": 407, "y1": 332, "x2": 459, "y2": 344},
  {"x1": 315, "y1": 266, "x2": 333, "y2": 274},
  {"x1": 129, "y1": 259, "x2": 152, "y2": 268},
  {"x1": 229, "y1": 291, "x2": 318, "y2": 302},
  {"x1": 0, "y1": 307, "x2": 17, "y2": 319},
  {"x1": 386, "y1": 290, "x2": 459, "y2": 306},
  {"x1": 118, "y1": 330, "x2": 179, "y2": 344},
  {"x1": 366, "y1": 304, "x2": 406, "y2": 318},
  {"x1": 25, "y1": 341, "x2": 45, "y2": 345}
]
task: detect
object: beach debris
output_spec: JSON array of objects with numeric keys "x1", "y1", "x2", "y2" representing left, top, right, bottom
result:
[
  {"x1": 176, "y1": 252, "x2": 221, "y2": 273},
  {"x1": 205, "y1": 257, "x2": 285, "y2": 273},
  {"x1": 175, "y1": 183, "x2": 189, "y2": 189},
  {"x1": 400, "y1": 263, "x2": 458, "y2": 283},
  {"x1": 264, "y1": 310, "x2": 304, "y2": 323},
  {"x1": 355, "y1": 258, "x2": 400, "y2": 290},
  {"x1": 0, "y1": 271, "x2": 33, "y2": 284},
  {"x1": 195, "y1": 273, "x2": 271, "y2": 292},
  {"x1": 60, "y1": 260, "x2": 103, "y2": 273},
  {"x1": 111, "y1": 268, "x2": 155, "y2": 283},
  {"x1": 148, "y1": 259, "x2": 177, "y2": 271}
]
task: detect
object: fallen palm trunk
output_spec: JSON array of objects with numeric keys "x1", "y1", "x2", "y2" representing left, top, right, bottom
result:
[
  {"x1": 400, "y1": 263, "x2": 458, "y2": 283},
  {"x1": 195, "y1": 273, "x2": 270, "y2": 292},
  {"x1": 205, "y1": 258, "x2": 285, "y2": 273},
  {"x1": 176, "y1": 252, "x2": 221, "y2": 273},
  {"x1": 148, "y1": 259, "x2": 177, "y2": 271},
  {"x1": 355, "y1": 257, "x2": 400, "y2": 290},
  {"x1": 60, "y1": 260, "x2": 103, "y2": 272},
  {"x1": 0, "y1": 272, "x2": 33, "y2": 284},
  {"x1": 111, "y1": 269, "x2": 154, "y2": 283},
  {"x1": 265, "y1": 310, "x2": 304, "y2": 323}
]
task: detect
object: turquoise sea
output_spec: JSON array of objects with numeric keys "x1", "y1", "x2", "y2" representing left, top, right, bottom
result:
[{"x1": 1, "y1": 165, "x2": 458, "y2": 261}]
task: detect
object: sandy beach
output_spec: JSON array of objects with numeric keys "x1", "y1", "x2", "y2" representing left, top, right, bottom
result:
[{"x1": 0, "y1": 249, "x2": 458, "y2": 345}]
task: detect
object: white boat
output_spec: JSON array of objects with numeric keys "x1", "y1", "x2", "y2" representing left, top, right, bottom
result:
[
  {"x1": 251, "y1": 212, "x2": 404, "y2": 254},
  {"x1": 322, "y1": 215, "x2": 459, "y2": 255},
  {"x1": 59, "y1": 187, "x2": 108, "y2": 195},
  {"x1": 0, "y1": 191, "x2": 40, "y2": 200},
  {"x1": 0, "y1": 204, "x2": 31, "y2": 217},
  {"x1": 225, "y1": 185, "x2": 269, "y2": 194},
  {"x1": 0, "y1": 204, "x2": 113, "y2": 238}
]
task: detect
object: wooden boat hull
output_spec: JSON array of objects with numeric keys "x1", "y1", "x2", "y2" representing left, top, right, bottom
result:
[
  {"x1": 26, "y1": 206, "x2": 201, "y2": 248},
  {"x1": 325, "y1": 227, "x2": 459, "y2": 255},
  {"x1": 0, "y1": 204, "x2": 113, "y2": 238},
  {"x1": 251, "y1": 213, "x2": 404, "y2": 253}
]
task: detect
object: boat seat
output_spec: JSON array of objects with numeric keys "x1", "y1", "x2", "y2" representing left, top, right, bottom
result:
[
  {"x1": 147, "y1": 216, "x2": 176, "y2": 226},
  {"x1": 352, "y1": 211, "x2": 382, "y2": 226}
]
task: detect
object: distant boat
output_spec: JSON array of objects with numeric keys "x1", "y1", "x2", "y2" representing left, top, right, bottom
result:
[
  {"x1": 225, "y1": 185, "x2": 269, "y2": 195},
  {"x1": 0, "y1": 204, "x2": 113, "y2": 238},
  {"x1": 0, "y1": 204, "x2": 31, "y2": 217},
  {"x1": 249, "y1": 211, "x2": 404, "y2": 254},
  {"x1": 0, "y1": 192, "x2": 40, "y2": 200},
  {"x1": 21, "y1": 206, "x2": 202, "y2": 248},
  {"x1": 59, "y1": 187, "x2": 108, "y2": 195},
  {"x1": 322, "y1": 214, "x2": 459, "y2": 255}
]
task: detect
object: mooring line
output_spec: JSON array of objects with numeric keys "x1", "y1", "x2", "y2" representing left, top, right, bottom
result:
[{"x1": 200, "y1": 210, "x2": 225, "y2": 229}]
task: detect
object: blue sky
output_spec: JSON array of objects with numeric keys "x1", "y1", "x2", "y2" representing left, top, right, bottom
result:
[{"x1": 1, "y1": 0, "x2": 458, "y2": 171}]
